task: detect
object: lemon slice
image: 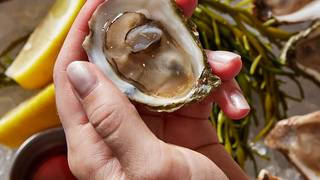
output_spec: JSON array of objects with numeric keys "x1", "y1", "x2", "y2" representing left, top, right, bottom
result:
[
  {"x1": 0, "y1": 84, "x2": 60, "y2": 148},
  {"x1": 5, "y1": 0, "x2": 85, "y2": 89}
]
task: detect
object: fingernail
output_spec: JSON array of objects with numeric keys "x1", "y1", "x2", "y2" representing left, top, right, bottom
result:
[
  {"x1": 208, "y1": 51, "x2": 240, "y2": 63},
  {"x1": 67, "y1": 61, "x2": 98, "y2": 98},
  {"x1": 230, "y1": 90, "x2": 250, "y2": 110}
]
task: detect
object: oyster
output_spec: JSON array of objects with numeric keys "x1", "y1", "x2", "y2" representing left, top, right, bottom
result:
[
  {"x1": 265, "y1": 111, "x2": 320, "y2": 180},
  {"x1": 255, "y1": 0, "x2": 320, "y2": 22},
  {"x1": 83, "y1": 0, "x2": 220, "y2": 112},
  {"x1": 280, "y1": 21, "x2": 320, "y2": 84}
]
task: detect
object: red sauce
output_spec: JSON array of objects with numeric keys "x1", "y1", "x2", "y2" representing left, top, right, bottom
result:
[{"x1": 29, "y1": 148, "x2": 76, "y2": 180}]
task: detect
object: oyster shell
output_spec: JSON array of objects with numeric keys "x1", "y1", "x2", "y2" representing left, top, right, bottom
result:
[
  {"x1": 83, "y1": 0, "x2": 220, "y2": 112},
  {"x1": 280, "y1": 21, "x2": 320, "y2": 84},
  {"x1": 257, "y1": 169, "x2": 284, "y2": 180},
  {"x1": 265, "y1": 111, "x2": 320, "y2": 180},
  {"x1": 255, "y1": 0, "x2": 320, "y2": 22}
]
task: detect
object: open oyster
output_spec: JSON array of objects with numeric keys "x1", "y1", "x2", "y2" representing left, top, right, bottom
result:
[
  {"x1": 280, "y1": 21, "x2": 320, "y2": 84},
  {"x1": 83, "y1": 0, "x2": 220, "y2": 112},
  {"x1": 255, "y1": 0, "x2": 320, "y2": 22},
  {"x1": 265, "y1": 111, "x2": 320, "y2": 180}
]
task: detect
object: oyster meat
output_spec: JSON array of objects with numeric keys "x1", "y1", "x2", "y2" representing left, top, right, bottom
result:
[
  {"x1": 265, "y1": 111, "x2": 320, "y2": 180},
  {"x1": 255, "y1": 0, "x2": 320, "y2": 22},
  {"x1": 83, "y1": 0, "x2": 220, "y2": 112}
]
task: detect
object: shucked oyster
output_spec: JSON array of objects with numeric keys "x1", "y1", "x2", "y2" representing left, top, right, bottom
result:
[
  {"x1": 265, "y1": 111, "x2": 320, "y2": 180},
  {"x1": 255, "y1": 0, "x2": 320, "y2": 22},
  {"x1": 83, "y1": 0, "x2": 220, "y2": 112}
]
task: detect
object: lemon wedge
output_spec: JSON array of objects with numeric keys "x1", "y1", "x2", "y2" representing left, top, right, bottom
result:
[
  {"x1": 0, "y1": 84, "x2": 60, "y2": 148},
  {"x1": 5, "y1": 0, "x2": 85, "y2": 89}
]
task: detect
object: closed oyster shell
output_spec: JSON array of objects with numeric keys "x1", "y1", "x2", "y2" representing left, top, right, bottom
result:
[
  {"x1": 280, "y1": 21, "x2": 320, "y2": 84},
  {"x1": 83, "y1": 0, "x2": 220, "y2": 112}
]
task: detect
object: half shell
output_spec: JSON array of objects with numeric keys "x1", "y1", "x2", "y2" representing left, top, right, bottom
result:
[
  {"x1": 83, "y1": 0, "x2": 220, "y2": 112},
  {"x1": 265, "y1": 111, "x2": 320, "y2": 180}
]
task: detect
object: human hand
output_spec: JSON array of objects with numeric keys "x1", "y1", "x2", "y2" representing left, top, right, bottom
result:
[{"x1": 54, "y1": 0, "x2": 250, "y2": 179}]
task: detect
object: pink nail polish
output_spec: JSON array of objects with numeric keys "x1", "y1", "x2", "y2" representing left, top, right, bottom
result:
[{"x1": 66, "y1": 61, "x2": 98, "y2": 98}]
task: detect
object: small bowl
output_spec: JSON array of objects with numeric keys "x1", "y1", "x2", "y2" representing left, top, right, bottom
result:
[{"x1": 9, "y1": 127, "x2": 67, "y2": 180}]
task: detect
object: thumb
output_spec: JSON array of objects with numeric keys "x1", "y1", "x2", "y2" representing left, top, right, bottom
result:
[{"x1": 66, "y1": 61, "x2": 158, "y2": 169}]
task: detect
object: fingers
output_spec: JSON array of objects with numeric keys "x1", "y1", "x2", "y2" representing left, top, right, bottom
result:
[
  {"x1": 53, "y1": 2, "x2": 116, "y2": 178},
  {"x1": 205, "y1": 50, "x2": 250, "y2": 119},
  {"x1": 66, "y1": 61, "x2": 228, "y2": 179},
  {"x1": 176, "y1": 0, "x2": 198, "y2": 17},
  {"x1": 54, "y1": 0, "x2": 104, "y2": 128},
  {"x1": 212, "y1": 80, "x2": 250, "y2": 120},
  {"x1": 206, "y1": 50, "x2": 242, "y2": 81},
  {"x1": 66, "y1": 61, "x2": 159, "y2": 170}
]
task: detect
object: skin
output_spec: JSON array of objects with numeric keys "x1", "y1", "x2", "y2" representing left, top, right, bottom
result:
[{"x1": 53, "y1": 0, "x2": 250, "y2": 179}]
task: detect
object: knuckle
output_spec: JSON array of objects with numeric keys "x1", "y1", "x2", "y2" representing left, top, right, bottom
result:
[{"x1": 88, "y1": 102, "x2": 126, "y2": 139}]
